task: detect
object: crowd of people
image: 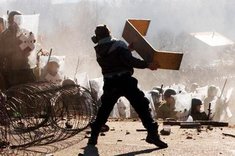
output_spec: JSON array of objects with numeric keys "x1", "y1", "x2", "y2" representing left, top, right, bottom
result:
[
  {"x1": 1, "y1": 11, "x2": 233, "y2": 123},
  {"x1": 89, "y1": 80, "x2": 233, "y2": 123},
  {"x1": 0, "y1": 11, "x2": 66, "y2": 91},
  {"x1": 1, "y1": 10, "x2": 234, "y2": 150}
]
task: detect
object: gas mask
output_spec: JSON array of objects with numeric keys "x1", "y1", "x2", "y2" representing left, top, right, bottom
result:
[
  {"x1": 91, "y1": 35, "x2": 98, "y2": 44},
  {"x1": 92, "y1": 25, "x2": 110, "y2": 44}
]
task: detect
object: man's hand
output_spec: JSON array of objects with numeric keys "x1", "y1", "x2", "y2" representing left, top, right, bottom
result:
[
  {"x1": 148, "y1": 62, "x2": 159, "y2": 70},
  {"x1": 128, "y1": 43, "x2": 134, "y2": 52}
]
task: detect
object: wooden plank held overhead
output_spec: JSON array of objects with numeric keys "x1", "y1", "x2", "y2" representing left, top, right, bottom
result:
[{"x1": 122, "y1": 19, "x2": 184, "y2": 70}]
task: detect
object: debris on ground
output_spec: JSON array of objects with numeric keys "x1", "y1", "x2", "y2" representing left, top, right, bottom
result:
[
  {"x1": 186, "y1": 132, "x2": 193, "y2": 139},
  {"x1": 207, "y1": 126, "x2": 213, "y2": 131},
  {"x1": 197, "y1": 127, "x2": 202, "y2": 133},
  {"x1": 160, "y1": 129, "x2": 171, "y2": 136},
  {"x1": 125, "y1": 131, "x2": 130, "y2": 135},
  {"x1": 222, "y1": 133, "x2": 235, "y2": 138},
  {"x1": 186, "y1": 136, "x2": 193, "y2": 139},
  {"x1": 136, "y1": 129, "x2": 146, "y2": 132}
]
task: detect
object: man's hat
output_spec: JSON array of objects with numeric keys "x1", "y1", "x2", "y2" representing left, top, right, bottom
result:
[
  {"x1": 191, "y1": 98, "x2": 202, "y2": 106},
  {"x1": 95, "y1": 25, "x2": 110, "y2": 39},
  {"x1": 163, "y1": 89, "x2": 176, "y2": 98}
]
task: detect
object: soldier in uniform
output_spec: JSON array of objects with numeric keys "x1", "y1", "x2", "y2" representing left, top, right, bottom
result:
[
  {"x1": 157, "y1": 89, "x2": 177, "y2": 120},
  {"x1": 0, "y1": 11, "x2": 36, "y2": 90},
  {"x1": 190, "y1": 98, "x2": 208, "y2": 121},
  {"x1": 88, "y1": 25, "x2": 167, "y2": 148}
]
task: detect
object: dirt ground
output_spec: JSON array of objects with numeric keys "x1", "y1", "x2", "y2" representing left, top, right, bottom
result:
[
  {"x1": 51, "y1": 121, "x2": 235, "y2": 156},
  {"x1": 2, "y1": 120, "x2": 235, "y2": 156}
]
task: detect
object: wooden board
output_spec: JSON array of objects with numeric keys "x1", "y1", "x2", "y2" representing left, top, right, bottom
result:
[
  {"x1": 128, "y1": 19, "x2": 150, "y2": 36},
  {"x1": 122, "y1": 19, "x2": 183, "y2": 70},
  {"x1": 122, "y1": 19, "x2": 154, "y2": 62},
  {"x1": 153, "y1": 51, "x2": 184, "y2": 70}
]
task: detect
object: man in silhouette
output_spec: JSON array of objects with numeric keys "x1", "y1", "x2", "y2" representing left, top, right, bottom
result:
[{"x1": 88, "y1": 25, "x2": 167, "y2": 148}]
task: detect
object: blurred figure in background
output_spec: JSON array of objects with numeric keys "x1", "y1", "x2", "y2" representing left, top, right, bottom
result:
[
  {"x1": 0, "y1": 11, "x2": 36, "y2": 90},
  {"x1": 41, "y1": 58, "x2": 62, "y2": 85},
  {"x1": 157, "y1": 89, "x2": 177, "y2": 120},
  {"x1": 190, "y1": 83, "x2": 199, "y2": 93},
  {"x1": 190, "y1": 98, "x2": 208, "y2": 121},
  {"x1": 204, "y1": 85, "x2": 220, "y2": 118}
]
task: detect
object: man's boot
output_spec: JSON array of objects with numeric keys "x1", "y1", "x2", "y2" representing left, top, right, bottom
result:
[
  {"x1": 87, "y1": 123, "x2": 99, "y2": 146},
  {"x1": 146, "y1": 124, "x2": 168, "y2": 148},
  {"x1": 88, "y1": 132, "x2": 98, "y2": 145}
]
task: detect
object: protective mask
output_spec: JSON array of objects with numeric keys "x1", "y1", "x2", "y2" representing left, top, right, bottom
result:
[{"x1": 91, "y1": 35, "x2": 98, "y2": 44}]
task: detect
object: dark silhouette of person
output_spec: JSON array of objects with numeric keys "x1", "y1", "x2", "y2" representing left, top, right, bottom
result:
[{"x1": 88, "y1": 25, "x2": 167, "y2": 148}]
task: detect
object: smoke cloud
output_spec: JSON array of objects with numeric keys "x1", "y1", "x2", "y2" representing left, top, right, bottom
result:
[{"x1": 0, "y1": 0, "x2": 234, "y2": 88}]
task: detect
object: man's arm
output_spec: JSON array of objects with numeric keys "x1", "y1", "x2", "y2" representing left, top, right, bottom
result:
[
  {"x1": 119, "y1": 47, "x2": 148, "y2": 69},
  {"x1": 157, "y1": 105, "x2": 165, "y2": 119}
]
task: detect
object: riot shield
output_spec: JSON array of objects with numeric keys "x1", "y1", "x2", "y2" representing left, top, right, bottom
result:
[
  {"x1": 13, "y1": 14, "x2": 40, "y2": 69},
  {"x1": 39, "y1": 55, "x2": 65, "y2": 84},
  {"x1": 174, "y1": 93, "x2": 192, "y2": 121}
]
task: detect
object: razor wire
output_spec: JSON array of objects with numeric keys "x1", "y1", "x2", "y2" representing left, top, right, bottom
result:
[{"x1": 0, "y1": 82, "x2": 98, "y2": 151}]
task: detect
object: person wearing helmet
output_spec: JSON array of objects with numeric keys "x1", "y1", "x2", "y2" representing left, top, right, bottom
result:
[
  {"x1": 88, "y1": 25, "x2": 167, "y2": 148},
  {"x1": 42, "y1": 58, "x2": 62, "y2": 85},
  {"x1": 0, "y1": 11, "x2": 36, "y2": 90},
  {"x1": 157, "y1": 89, "x2": 178, "y2": 120}
]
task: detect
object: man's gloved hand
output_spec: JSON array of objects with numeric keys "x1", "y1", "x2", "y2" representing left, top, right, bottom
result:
[
  {"x1": 128, "y1": 43, "x2": 134, "y2": 52},
  {"x1": 148, "y1": 62, "x2": 159, "y2": 70}
]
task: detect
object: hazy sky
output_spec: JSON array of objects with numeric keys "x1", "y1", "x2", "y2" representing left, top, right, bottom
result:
[{"x1": 0, "y1": 0, "x2": 234, "y2": 88}]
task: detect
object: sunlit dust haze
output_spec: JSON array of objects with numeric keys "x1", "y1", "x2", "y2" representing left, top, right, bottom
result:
[{"x1": 0, "y1": 0, "x2": 235, "y2": 91}]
